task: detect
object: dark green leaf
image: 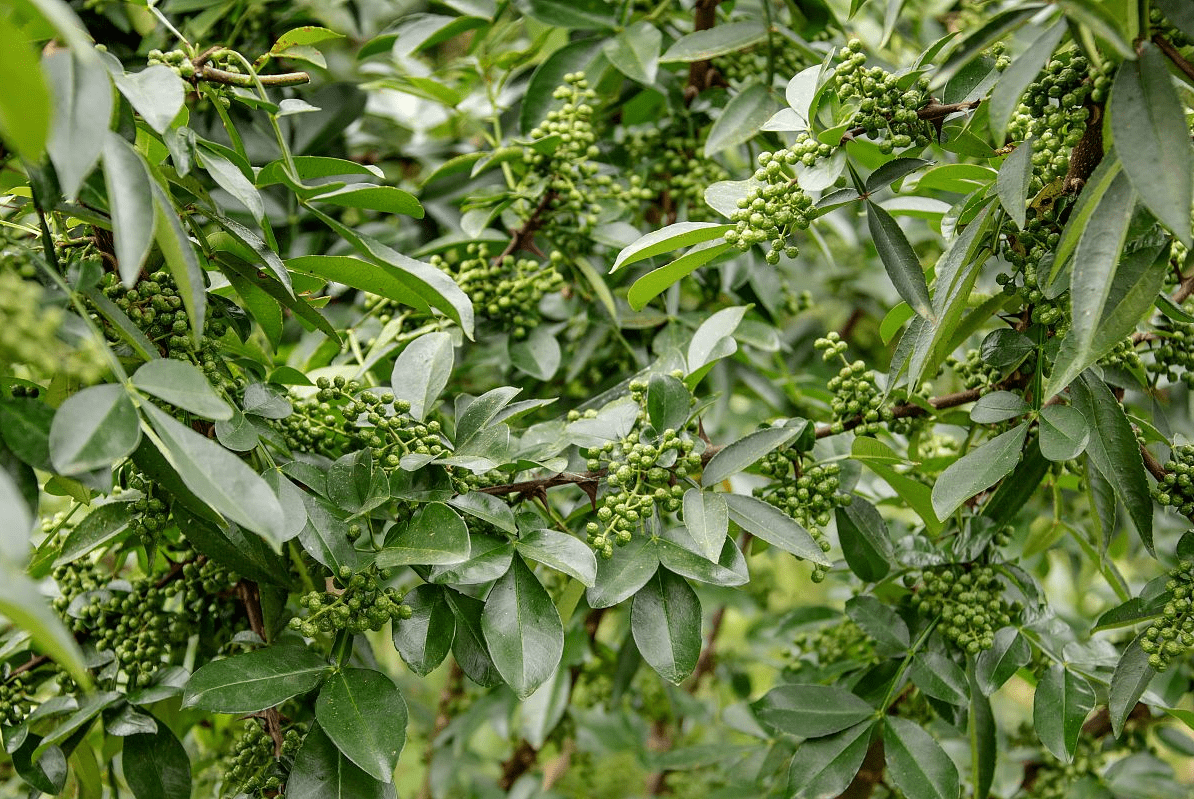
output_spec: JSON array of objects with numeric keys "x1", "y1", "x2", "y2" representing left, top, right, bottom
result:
[
  {"x1": 456, "y1": 386, "x2": 520, "y2": 448},
  {"x1": 970, "y1": 671, "x2": 997, "y2": 799},
  {"x1": 661, "y1": 21, "x2": 768, "y2": 62},
  {"x1": 682, "y1": 489, "x2": 729, "y2": 562},
  {"x1": 376, "y1": 502, "x2": 470, "y2": 567},
  {"x1": 151, "y1": 181, "x2": 205, "y2": 342},
  {"x1": 519, "y1": 38, "x2": 604, "y2": 135},
  {"x1": 0, "y1": 563, "x2": 90, "y2": 688},
  {"x1": 1033, "y1": 665, "x2": 1095, "y2": 761},
  {"x1": 1157, "y1": 0, "x2": 1194, "y2": 38},
  {"x1": 102, "y1": 133, "x2": 156, "y2": 287},
  {"x1": 988, "y1": 22, "x2": 1066, "y2": 142},
  {"x1": 701, "y1": 425, "x2": 804, "y2": 488},
  {"x1": 933, "y1": 6, "x2": 1042, "y2": 89},
  {"x1": 884, "y1": 716, "x2": 960, "y2": 799},
  {"x1": 632, "y1": 568, "x2": 701, "y2": 684},
  {"x1": 445, "y1": 589, "x2": 501, "y2": 687},
  {"x1": 523, "y1": 0, "x2": 615, "y2": 29},
  {"x1": 49, "y1": 385, "x2": 140, "y2": 475},
  {"x1": 586, "y1": 532, "x2": 659, "y2": 608},
  {"x1": 0, "y1": 397, "x2": 54, "y2": 472},
  {"x1": 393, "y1": 585, "x2": 455, "y2": 676},
  {"x1": 482, "y1": 555, "x2": 563, "y2": 698},
  {"x1": 752, "y1": 684, "x2": 875, "y2": 737},
  {"x1": 1038, "y1": 404, "x2": 1090, "y2": 462},
  {"x1": 298, "y1": 493, "x2": 360, "y2": 576},
  {"x1": 44, "y1": 50, "x2": 111, "y2": 198},
  {"x1": 287, "y1": 724, "x2": 397, "y2": 799},
  {"x1": 310, "y1": 184, "x2": 424, "y2": 219},
  {"x1": 975, "y1": 627, "x2": 1031, "y2": 694},
  {"x1": 836, "y1": 497, "x2": 894, "y2": 583},
  {"x1": 647, "y1": 374, "x2": 690, "y2": 435},
  {"x1": 1109, "y1": 634, "x2": 1154, "y2": 738},
  {"x1": 724, "y1": 493, "x2": 831, "y2": 565},
  {"x1": 704, "y1": 83, "x2": 780, "y2": 156},
  {"x1": 845, "y1": 594, "x2": 909, "y2": 655},
  {"x1": 866, "y1": 201, "x2": 932, "y2": 319},
  {"x1": 909, "y1": 652, "x2": 969, "y2": 705},
  {"x1": 131, "y1": 360, "x2": 232, "y2": 420},
  {"x1": 786, "y1": 721, "x2": 875, "y2": 799},
  {"x1": 315, "y1": 669, "x2": 407, "y2": 782},
  {"x1": 996, "y1": 136, "x2": 1034, "y2": 228},
  {"x1": 448, "y1": 491, "x2": 517, "y2": 534},
  {"x1": 866, "y1": 158, "x2": 933, "y2": 194},
  {"x1": 516, "y1": 528, "x2": 597, "y2": 587},
  {"x1": 931, "y1": 422, "x2": 1028, "y2": 521},
  {"x1": 55, "y1": 500, "x2": 134, "y2": 565},
  {"x1": 182, "y1": 645, "x2": 329, "y2": 713},
  {"x1": 1070, "y1": 372, "x2": 1152, "y2": 553},
  {"x1": 427, "y1": 534, "x2": 513, "y2": 585},
  {"x1": 122, "y1": 720, "x2": 191, "y2": 799}
]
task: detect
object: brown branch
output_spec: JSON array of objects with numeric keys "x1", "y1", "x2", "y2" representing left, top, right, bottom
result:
[
  {"x1": 684, "y1": 0, "x2": 727, "y2": 104},
  {"x1": 235, "y1": 579, "x2": 284, "y2": 756},
  {"x1": 1141, "y1": 445, "x2": 1170, "y2": 483},
  {"x1": 196, "y1": 65, "x2": 310, "y2": 88},
  {"x1": 499, "y1": 740, "x2": 538, "y2": 791},
  {"x1": 418, "y1": 660, "x2": 464, "y2": 799},
  {"x1": 1154, "y1": 34, "x2": 1194, "y2": 84},
  {"x1": 840, "y1": 100, "x2": 981, "y2": 144},
  {"x1": 495, "y1": 190, "x2": 557, "y2": 264},
  {"x1": 4, "y1": 654, "x2": 50, "y2": 684},
  {"x1": 1063, "y1": 101, "x2": 1104, "y2": 192},
  {"x1": 837, "y1": 736, "x2": 885, "y2": 799}
]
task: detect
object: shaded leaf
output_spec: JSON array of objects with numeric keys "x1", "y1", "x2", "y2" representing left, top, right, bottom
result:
[{"x1": 632, "y1": 568, "x2": 701, "y2": 684}]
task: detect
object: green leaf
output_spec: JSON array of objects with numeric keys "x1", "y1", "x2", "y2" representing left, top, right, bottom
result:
[
  {"x1": 0, "y1": 468, "x2": 32, "y2": 562},
  {"x1": 376, "y1": 502, "x2": 470, "y2": 567},
  {"x1": 660, "y1": 21, "x2": 768, "y2": 62},
  {"x1": 287, "y1": 724, "x2": 397, "y2": 799},
  {"x1": 427, "y1": 535, "x2": 513, "y2": 585},
  {"x1": 932, "y1": 5, "x2": 1041, "y2": 89},
  {"x1": 1109, "y1": 635, "x2": 1154, "y2": 738},
  {"x1": 182, "y1": 645, "x2": 329, "y2": 713},
  {"x1": 612, "y1": 222, "x2": 732, "y2": 272},
  {"x1": 602, "y1": 21, "x2": 661, "y2": 84},
  {"x1": 445, "y1": 589, "x2": 501, "y2": 687},
  {"x1": 1045, "y1": 169, "x2": 1135, "y2": 397},
  {"x1": 682, "y1": 489, "x2": 729, "y2": 562},
  {"x1": 724, "y1": 493, "x2": 831, "y2": 565},
  {"x1": 701, "y1": 425, "x2": 803, "y2": 487},
  {"x1": 845, "y1": 594, "x2": 909, "y2": 655},
  {"x1": 44, "y1": 50, "x2": 112, "y2": 198},
  {"x1": 632, "y1": 568, "x2": 701, "y2": 685},
  {"x1": 101, "y1": 133, "x2": 156, "y2": 288},
  {"x1": 315, "y1": 669, "x2": 407, "y2": 782},
  {"x1": 586, "y1": 533, "x2": 660, "y2": 608},
  {"x1": 524, "y1": 0, "x2": 616, "y2": 29},
  {"x1": 55, "y1": 500, "x2": 134, "y2": 565},
  {"x1": 654, "y1": 536, "x2": 747, "y2": 587},
  {"x1": 866, "y1": 201, "x2": 933, "y2": 319},
  {"x1": 853, "y1": 437, "x2": 943, "y2": 534},
  {"x1": 931, "y1": 422, "x2": 1028, "y2": 520},
  {"x1": 1051, "y1": 157, "x2": 1122, "y2": 282},
  {"x1": 131, "y1": 360, "x2": 232, "y2": 420},
  {"x1": 866, "y1": 158, "x2": 933, "y2": 194},
  {"x1": 379, "y1": 15, "x2": 487, "y2": 59},
  {"x1": 627, "y1": 240, "x2": 733, "y2": 311},
  {"x1": 647, "y1": 373, "x2": 690, "y2": 434},
  {"x1": 271, "y1": 25, "x2": 344, "y2": 51},
  {"x1": 392, "y1": 585, "x2": 454, "y2": 677},
  {"x1": 1033, "y1": 665, "x2": 1095, "y2": 762},
  {"x1": 996, "y1": 136, "x2": 1035, "y2": 228},
  {"x1": 988, "y1": 22, "x2": 1066, "y2": 142},
  {"x1": 0, "y1": 15, "x2": 52, "y2": 160},
  {"x1": 1038, "y1": 404, "x2": 1090, "y2": 462},
  {"x1": 448, "y1": 491, "x2": 517, "y2": 534},
  {"x1": 199, "y1": 148, "x2": 265, "y2": 224},
  {"x1": 752, "y1": 684, "x2": 875, "y2": 737},
  {"x1": 257, "y1": 156, "x2": 382, "y2": 188},
  {"x1": 975, "y1": 627, "x2": 1031, "y2": 694},
  {"x1": 519, "y1": 38, "x2": 604, "y2": 135},
  {"x1": 786, "y1": 721, "x2": 875, "y2": 799},
  {"x1": 884, "y1": 716, "x2": 960, "y2": 799},
  {"x1": 836, "y1": 497, "x2": 893, "y2": 583},
  {"x1": 509, "y1": 325, "x2": 560, "y2": 380},
  {"x1": 687, "y1": 305, "x2": 749, "y2": 376},
  {"x1": 113, "y1": 65, "x2": 185, "y2": 135},
  {"x1": 909, "y1": 651, "x2": 969, "y2": 705},
  {"x1": 0, "y1": 563, "x2": 90, "y2": 688},
  {"x1": 298, "y1": 494, "x2": 360, "y2": 576},
  {"x1": 49, "y1": 385, "x2": 141, "y2": 475},
  {"x1": 142, "y1": 403, "x2": 287, "y2": 544},
  {"x1": 122, "y1": 721, "x2": 191, "y2": 799},
  {"x1": 482, "y1": 555, "x2": 564, "y2": 699},
  {"x1": 152, "y1": 182, "x2": 205, "y2": 343},
  {"x1": 969, "y1": 391, "x2": 1030, "y2": 424},
  {"x1": 1070, "y1": 372, "x2": 1152, "y2": 553},
  {"x1": 516, "y1": 529, "x2": 597, "y2": 587},
  {"x1": 310, "y1": 184, "x2": 424, "y2": 219},
  {"x1": 704, "y1": 83, "x2": 780, "y2": 156},
  {"x1": 287, "y1": 255, "x2": 427, "y2": 314}
]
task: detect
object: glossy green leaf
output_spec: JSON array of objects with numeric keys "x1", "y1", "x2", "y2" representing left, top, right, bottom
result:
[
  {"x1": 646, "y1": 373, "x2": 690, "y2": 434},
  {"x1": 866, "y1": 201, "x2": 932, "y2": 319},
  {"x1": 199, "y1": 148, "x2": 265, "y2": 223},
  {"x1": 586, "y1": 533, "x2": 660, "y2": 608},
  {"x1": 516, "y1": 528, "x2": 597, "y2": 587},
  {"x1": 183, "y1": 646, "x2": 329, "y2": 713},
  {"x1": 376, "y1": 502, "x2": 470, "y2": 567},
  {"x1": 113, "y1": 65, "x2": 185, "y2": 134},
  {"x1": 44, "y1": 50, "x2": 112, "y2": 198},
  {"x1": 1033, "y1": 665, "x2": 1095, "y2": 761},
  {"x1": 287, "y1": 724, "x2": 397, "y2": 799},
  {"x1": 909, "y1": 652, "x2": 969, "y2": 705},
  {"x1": 131, "y1": 360, "x2": 232, "y2": 420},
  {"x1": 969, "y1": 391, "x2": 1029, "y2": 424},
  {"x1": 995, "y1": 136, "x2": 1034, "y2": 228},
  {"x1": 974, "y1": 627, "x2": 1031, "y2": 694},
  {"x1": 687, "y1": 305, "x2": 748, "y2": 374},
  {"x1": 632, "y1": 568, "x2": 701, "y2": 684},
  {"x1": 427, "y1": 534, "x2": 513, "y2": 585},
  {"x1": 142, "y1": 403, "x2": 287, "y2": 544},
  {"x1": 931, "y1": 423, "x2": 1028, "y2": 520},
  {"x1": 310, "y1": 184, "x2": 424, "y2": 219},
  {"x1": 682, "y1": 489, "x2": 729, "y2": 562},
  {"x1": 393, "y1": 585, "x2": 454, "y2": 677},
  {"x1": 524, "y1": 0, "x2": 615, "y2": 29},
  {"x1": 49, "y1": 385, "x2": 140, "y2": 475},
  {"x1": 661, "y1": 21, "x2": 768, "y2": 62},
  {"x1": 701, "y1": 425, "x2": 803, "y2": 487},
  {"x1": 988, "y1": 22, "x2": 1066, "y2": 142},
  {"x1": 482, "y1": 555, "x2": 564, "y2": 698},
  {"x1": 612, "y1": 222, "x2": 732, "y2": 272},
  {"x1": 884, "y1": 716, "x2": 960, "y2": 799},
  {"x1": 724, "y1": 493, "x2": 831, "y2": 565},
  {"x1": 836, "y1": 497, "x2": 893, "y2": 583},
  {"x1": 315, "y1": 669, "x2": 407, "y2": 782},
  {"x1": 445, "y1": 589, "x2": 501, "y2": 687},
  {"x1": 448, "y1": 491, "x2": 516, "y2": 534},
  {"x1": 0, "y1": 16, "x2": 52, "y2": 160},
  {"x1": 101, "y1": 133, "x2": 156, "y2": 288},
  {"x1": 752, "y1": 684, "x2": 874, "y2": 737},
  {"x1": 602, "y1": 21, "x2": 661, "y2": 84},
  {"x1": 853, "y1": 437, "x2": 943, "y2": 534},
  {"x1": 704, "y1": 83, "x2": 779, "y2": 156},
  {"x1": 786, "y1": 721, "x2": 874, "y2": 799},
  {"x1": 628, "y1": 241, "x2": 733, "y2": 310},
  {"x1": 1109, "y1": 634, "x2": 1154, "y2": 738},
  {"x1": 55, "y1": 500, "x2": 134, "y2": 565},
  {"x1": 519, "y1": 38, "x2": 604, "y2": 135},
  {"x1": 0, "y1": 563, "x2": 90, "y2": 688},
  {"x1": 653, "y1": 536, "x2": 747, "y2": 587},
  {"x1": 932, "y1": 6, "x2": 1041, "y2": 88},
  {"x1": 122, "y1": 721, "x2": 191, "y2": 799},
  {"x1": 1038, "y1": 404, "x2": 1089, "y2": 462},
  {"x1": 1070, "y1": 372, "x2": 1152, "y2": 553}
]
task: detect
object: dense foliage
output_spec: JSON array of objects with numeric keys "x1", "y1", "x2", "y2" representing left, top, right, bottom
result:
[{"x1": 2, "y1": 0, "x2": 1194, "y2": 797}]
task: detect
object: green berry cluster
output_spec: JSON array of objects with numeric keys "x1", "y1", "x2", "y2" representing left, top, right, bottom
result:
[
  {"x1": 126, "y1": 470, "x2": 171, "y2": 544},
  {"x1": 1141, "y1": 560, "x2": 1194, "y2": 670},
  {"x1": 754, "y1": 458, "x2": 843, "y2": 582},
  {"x1": 146, "y1": 48, "x2": 197, "y2": 79},
  {"x1": 1100, "y1": 337, "x2": 1145, "y2": 376},
  {"x1": 816, "y1": 333, "x2": 892, "y2": 435},
  {"x1": 430, "y1": 243, "x2": 563, "y2": 338},
  {"x1": 716, "y1": 46, "x2": 809, "y2": 86},
  {"x1": 723, "y1": 135, "x2": 826, "y2": 262},
  {"x1": 97, "y1": 270, "x2": 231, "y2": 383},
  {"x1": 909, "y1": 565, "x2": 1017, "y2": 654},
  {"x1": 0, "y1": 672, "x2": 31, "y2": 727},
  {"x1": 223, "y1": 721, "x2": 303, "y2": 797},
  {"x1": 1146, "y1": 321, "x2": 1194, "y2": 388},
  {"x1": 1153, "y1": 445, "x2": 1194, "y2": 518},
  {"x1": 288, "y1": 566, "x2": 411, "y2": 637},
  {"x1": 834, "y1": 39, "x2": 933, "y2": 152},
  {"x1": 945, "y1": 347, "x2": 1002, "y2": 390},
  {"x1": 788, "y1": 618, "x2": 876, "y2": 670},
  {"x1": 1006, "y1": 50, "x2": 1105, "y2": 190},
  {"x1": 577, "y1": 380, "x2": 701, "y2": 557},
  {"x1": 997, "y1": 206, "x2": 1069, "y2": 326},
  {"x1": 1021, "y1": 723, "x2": 1106, "y2": 798},
  {"x1": 0, "y1": 264, "x2": 104, "y2": 383},
  {"x1": 622, "y1": 126, "x2": 729, "y2": 222},
  {"x1": 279, "y1": 377, "x2": 444, "y2": 466}
]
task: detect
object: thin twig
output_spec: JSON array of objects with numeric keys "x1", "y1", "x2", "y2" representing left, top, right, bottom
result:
[
  {"x1": 196, "y1": 65, "x2": 310, "y2": 87},
  {"x1": 840, "y1": 99, "x2": 981, "y2": 143},
  {"x1": 235, "y1": 579, "x2": 285, "y2": 756},
  {"x1": 495, "y1": 190, "x2": 558, "y2": 264},
  {"x1": 1154, "y1": 34, "x2": 1194, "y2": 84}
]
